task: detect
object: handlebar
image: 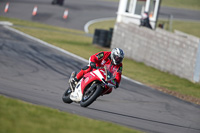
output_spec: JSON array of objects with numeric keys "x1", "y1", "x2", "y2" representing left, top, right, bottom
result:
[
  {"x1": 107, "y1": 83, "x2": 116, "y2": 88},
  {"x1": 102, "y1": 79, "x2": 116, "y2": 88}
]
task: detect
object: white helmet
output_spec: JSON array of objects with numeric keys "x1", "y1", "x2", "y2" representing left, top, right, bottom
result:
[{"x1": 111, "y1": 48, "x2": 124, "y2": 65}]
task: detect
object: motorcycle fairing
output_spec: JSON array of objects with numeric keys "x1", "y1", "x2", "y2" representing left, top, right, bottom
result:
[
  {"x1": 69, "y1": 66, "x2": 116, "y2": 103},
  {"x1": 70, "y1": 79, "x2": 83, "y2": 102},
  {"x1": 80, "y1": 70, "x2": 103, "y2": 94},
  {"x1": 69, "y1": 70, "x2": 103, "y2": 102}
]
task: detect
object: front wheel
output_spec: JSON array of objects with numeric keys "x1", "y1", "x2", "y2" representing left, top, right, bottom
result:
[
  {"x1": 62, "y1": 87, "x2": 73, "y2": 104},
  {"x1": 80, "y1": 84, "x2": 103, "y2": 107}
]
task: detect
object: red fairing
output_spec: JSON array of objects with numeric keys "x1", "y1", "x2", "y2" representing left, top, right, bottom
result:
[
  {"x1": 80, "y1": 71, "x2": 102, "y2": 94},
  {"x1": 90, "y1": 51, "x2": 122, "y2": 85}
]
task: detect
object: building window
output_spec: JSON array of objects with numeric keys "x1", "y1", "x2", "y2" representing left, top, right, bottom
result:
[
  {"x1": 135, "y1": 0, "x2": 146, "y2": 15},
  {"x1": 117, "y1": 0, "x2": 161, "y2": 28},
  {"x1": 149, "y1": 0, "x2": 156, "y2": 18}
]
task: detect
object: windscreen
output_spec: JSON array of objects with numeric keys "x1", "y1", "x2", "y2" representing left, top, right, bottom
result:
[{"x1": 104, "y1": 64, "x2": 117, "y2": 81}]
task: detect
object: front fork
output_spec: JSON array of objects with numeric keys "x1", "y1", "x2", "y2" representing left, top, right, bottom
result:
[
  {"x1": 84, "y1": 82, "x2": 97, "y2": 95},
  {"x1": 100, "y1": 83, "x2": 113, "y2": 95}
]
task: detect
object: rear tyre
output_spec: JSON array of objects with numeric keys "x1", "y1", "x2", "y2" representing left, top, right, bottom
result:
[
  {"x1": 80, "y1": 85, "x2": 103, "y2": 107},
  {"x1": 62, "y1": 87, "x2": 73, "y2": 104}
]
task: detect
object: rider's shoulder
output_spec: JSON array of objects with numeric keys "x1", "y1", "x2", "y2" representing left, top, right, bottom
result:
[
  {"x1": 95, "y1": 51, "x2": 106, "y2": 60},
  {"x1": 104, "y1": 51, "x2": 111, "y2": 56},
  {"x1": 94, "y1": 51, "x2": 111, "y2": 60},
  {"x1": 97, "y1": 51, "x2": 111, "y2": 57}
]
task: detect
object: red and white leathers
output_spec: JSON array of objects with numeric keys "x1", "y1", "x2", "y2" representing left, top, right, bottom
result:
[{"x1": 76, "y1": 51, "x2": 123, "y2": 88}]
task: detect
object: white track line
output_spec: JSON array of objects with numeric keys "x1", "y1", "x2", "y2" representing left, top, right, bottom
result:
[
  {"x1": 84, "y1": 17, "x2": 116, "y2": 33},
  {"x1": 0, "y1": 21, "x2": 13, "y2": 26},
  {"x1": 4, "y1": 25, "x2": 143, "y2": 86}
]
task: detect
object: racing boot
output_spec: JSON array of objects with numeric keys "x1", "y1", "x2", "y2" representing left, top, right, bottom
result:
[{"x1": 69, "y1": 71, "x2": 78, "y2": 91}]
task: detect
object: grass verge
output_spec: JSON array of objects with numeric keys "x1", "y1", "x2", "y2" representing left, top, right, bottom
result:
[
  {"x1": 0, "y1": 95, "x2": 141, "y2": 133},
  {"x1": 104, "y1": 0, "x2": 200, "y2": 10},
  {"x1": 161, "y1": 0, "x2": 200, "y2": 10},
  {"x1": 0, "y1": 17, "x2": 200, "y2": 105},
  {"x1": 157, "y1": 19, "x2": 200, "y2": 38},
  {"x1": 89, "y1": 19, "x2": 200, "y2": 38}
]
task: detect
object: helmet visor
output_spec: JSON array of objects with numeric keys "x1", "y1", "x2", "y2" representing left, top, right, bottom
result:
[{"x1": 113, "y1": 54, "x2": 123, "y2": 65}]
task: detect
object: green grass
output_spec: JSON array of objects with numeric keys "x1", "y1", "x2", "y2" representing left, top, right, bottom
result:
[
  {"x1": 104, "y1": 0, "x2": 200, "y2": 10},
  {"x1": 157, "y1": 20, "x2": 200, "y2": 38},
  {"x1": 161, "y1": 0, "x2": 200, "y2": 10},
  {"x1": 0, "y1": 16, "x2": 200, "y2": 101},
  {"x1": 89, "y1": 20, "x2": 116, "y2": 34},
  {"x1": 0, "y1": 95, "x2": 141, "y2": 133}
]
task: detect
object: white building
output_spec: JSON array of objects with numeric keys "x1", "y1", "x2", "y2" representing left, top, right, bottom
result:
[{"x1": 117, "y1": 0, "x2": 161, "y2": 29}]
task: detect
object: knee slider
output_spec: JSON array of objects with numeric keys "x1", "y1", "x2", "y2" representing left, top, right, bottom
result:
[{"x1": 82, "y1": 66, "x2": 89, "y2": 70}]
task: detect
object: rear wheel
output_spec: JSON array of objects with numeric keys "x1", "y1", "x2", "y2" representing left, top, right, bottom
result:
[
  {"x1": 62, "y1": 87, "x2": 73, "y2": 104},
  {"x1": 80, "y1": 84, "x2": 103, "y2": 107}
]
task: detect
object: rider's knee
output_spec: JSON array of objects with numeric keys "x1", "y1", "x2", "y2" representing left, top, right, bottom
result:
[{"x1": 82, "y1": 66, "x2": 89, "y2": 70}]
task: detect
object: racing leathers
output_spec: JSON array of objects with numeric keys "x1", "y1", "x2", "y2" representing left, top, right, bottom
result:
[{"x1": 75, "y1": 51, "x2": 123, "y2": 90}]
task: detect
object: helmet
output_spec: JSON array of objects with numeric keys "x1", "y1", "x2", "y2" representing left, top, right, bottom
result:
[{"x1": 111, "y1": 48, "x2": 124, "y2": 65}]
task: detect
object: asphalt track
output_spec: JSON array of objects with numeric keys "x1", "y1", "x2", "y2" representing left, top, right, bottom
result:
[
  {"x1": 1, "y1": 25, "x2": 200, "y2": 133},
  {"x1": 0, "y1": 0, "x2": 200, "y2": 133}
]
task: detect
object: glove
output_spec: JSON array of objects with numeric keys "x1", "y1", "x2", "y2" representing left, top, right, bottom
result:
[{"x1": 90, "y1": 62, "x2": 96, "y2": 69}]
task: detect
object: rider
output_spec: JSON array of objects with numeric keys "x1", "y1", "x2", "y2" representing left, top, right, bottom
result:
[{"x1": 70, "y1": 48, "x2": 124, "y2": 91}]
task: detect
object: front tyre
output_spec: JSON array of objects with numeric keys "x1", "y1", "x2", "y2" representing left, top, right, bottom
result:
[
  {"x1": 62, "y1": 87, "x2": 73, "y2": 104},
  {"x1": 80, "y1": 85, "x2": 103, "y2": 107}
]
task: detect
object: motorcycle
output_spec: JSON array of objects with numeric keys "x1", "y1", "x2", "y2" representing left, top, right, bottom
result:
[{"x1": 62, "y1": 64, "x2": 117, "y2": 107}]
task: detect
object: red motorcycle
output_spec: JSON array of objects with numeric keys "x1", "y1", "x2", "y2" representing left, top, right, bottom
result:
[{"x1": 62, "y1": 64, "x2": 117, "y2": 107}]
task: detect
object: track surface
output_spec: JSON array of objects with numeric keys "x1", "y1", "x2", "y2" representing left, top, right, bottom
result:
[
  {"x1": 0, "y1": 26, "x2": 200, "y2": 133},
  {"x1": 0, "y1": 0, "x2": 200, "y2": 31},
  {"x1": 0, "y1": 0, "x2": 200, "y2": 133}
]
